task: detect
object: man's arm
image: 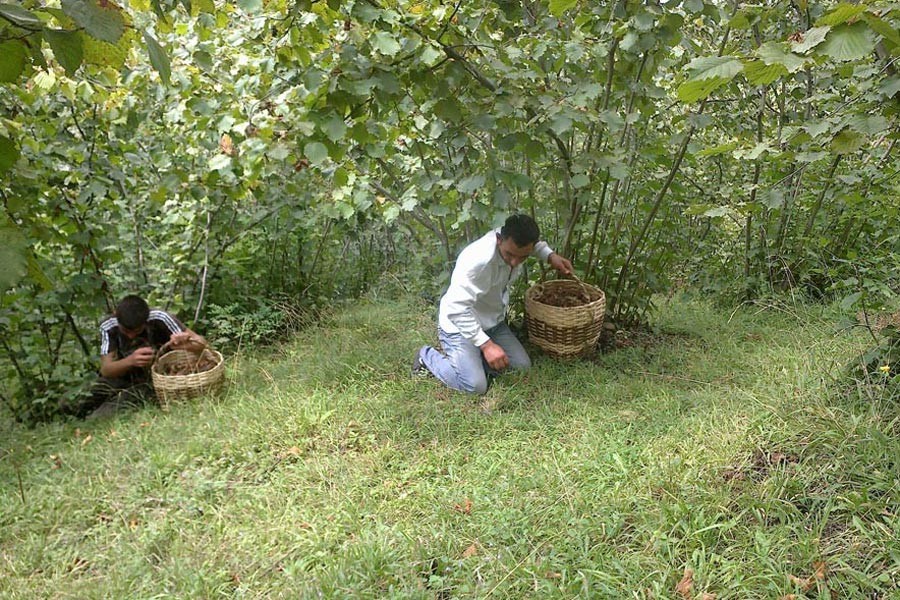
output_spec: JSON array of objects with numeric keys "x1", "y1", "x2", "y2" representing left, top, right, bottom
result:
[
  {"x1": 444, "y1": 265, "x2": 512, "y2": 371},
  {"x1": 547, "y1": 252, "x2": 573, "y2": 275},
  {"x1": 99, "y1": 348, "x2": 154, "y2": 378},
  {"x1": 168, "y1": 329, "x2": 207, "y2": 352},
  {"x1": 443, "y1": 264, "x2": 493, "y2": 347},
  {"x1": 532, "y1": 241, "x2": 574, "y2": 275}
]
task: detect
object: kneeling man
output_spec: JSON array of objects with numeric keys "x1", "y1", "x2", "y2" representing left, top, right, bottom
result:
[{"x1": 413, "y1": 214, "x2": 572, "y2": 394}]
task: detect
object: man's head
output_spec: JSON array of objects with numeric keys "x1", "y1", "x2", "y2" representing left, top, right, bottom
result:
[
  {"x1": 496, "y1": 214, "x2": 540, "y2": 268},
  {"x1": 115, "y1": 295, "x2": 150, "y2": 338}
]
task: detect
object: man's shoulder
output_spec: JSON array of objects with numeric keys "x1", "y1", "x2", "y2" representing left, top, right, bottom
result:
[
  {"x1": 148, "y1": 309, "x2": 183, "y2": 331},
  {"x1": 459, "y1": 230, "x2": 497, "y2": 264},
  {"x1": 99, "y1": 315, "x2": 118, "y2": 332}
]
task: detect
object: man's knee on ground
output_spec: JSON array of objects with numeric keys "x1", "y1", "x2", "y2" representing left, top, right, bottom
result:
[
  {"x1": 460, "y1": 374, "x2": 489, "y2": 395},
  {"x1": 508, "y1": 353, "x2": 532, "y2": 371}
]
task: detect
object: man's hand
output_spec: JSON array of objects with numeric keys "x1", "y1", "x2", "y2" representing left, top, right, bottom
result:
[
  {"x1": 129, "y1": 346, "x2": 155, "y2": 368},
  {"x1": 169, "y1": 331, "x2": 195, "y2": 347},
  {"x1": 480, "y1": 340, "x2": 509, "y2": 371},
  {"x1": 548, "y1": 253, "x2": 573, "y2": 276}
]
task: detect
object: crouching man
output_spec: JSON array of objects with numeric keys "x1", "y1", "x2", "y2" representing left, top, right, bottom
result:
[
  {"x1": 73, "y1": 295, "x2": 206, "y2": 419},
  {"x1": 413, "y1": 214, "x2": 572, "y2": 394}
]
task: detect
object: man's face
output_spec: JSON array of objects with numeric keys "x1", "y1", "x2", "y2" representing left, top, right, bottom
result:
[
  {"x1": 120, "y1": 323, "x2": 146, "y2": 340},
  {"x1": 496, "y1": 234, "x2": 534, "y2": 268}
]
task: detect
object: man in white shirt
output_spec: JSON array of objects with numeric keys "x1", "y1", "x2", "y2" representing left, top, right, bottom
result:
[{"x1": 413, "y1": 214, "x2": 573, "y2": 394}]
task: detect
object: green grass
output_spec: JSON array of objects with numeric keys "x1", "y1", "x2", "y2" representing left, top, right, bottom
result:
[{"x1": 1, "y1": 294, "x2": 898, "y2": 598}]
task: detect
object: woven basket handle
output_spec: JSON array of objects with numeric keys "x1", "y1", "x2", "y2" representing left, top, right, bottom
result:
[
  {"x1": 155, "y1": 337, "x2": 210, "y2": 365},
  {"x1": 567, "y1": 272, "x2": 594, "y2": 300},
  {"x1": 153, "y1": 340, "x2": 210, "y2": 369}
]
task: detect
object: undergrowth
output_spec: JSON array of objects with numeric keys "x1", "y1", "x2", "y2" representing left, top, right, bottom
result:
[{"x1": 1, "y1": 294, "x2": 897, "y2": 598}]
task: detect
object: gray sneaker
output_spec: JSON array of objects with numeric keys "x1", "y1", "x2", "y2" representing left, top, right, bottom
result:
[{"x1": 411, "y1": 348, "x2": 431, "y2": 378}]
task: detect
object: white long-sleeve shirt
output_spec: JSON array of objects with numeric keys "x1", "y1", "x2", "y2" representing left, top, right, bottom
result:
[{"x1": 438, "y1": 229, "x2": 554, "y2": 346}]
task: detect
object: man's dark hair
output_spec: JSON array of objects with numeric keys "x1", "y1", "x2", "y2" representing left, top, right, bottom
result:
[
  {"x1": 500, "y1": 214, "x2": 540, "y2": 247},
  {"x1": 116, "y1": 295, "x2": 150, "y2": 330}
]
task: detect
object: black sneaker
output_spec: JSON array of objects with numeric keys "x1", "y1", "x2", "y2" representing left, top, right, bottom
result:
[{"x1": 411, "y1": 348, "x2": 431, "y2": 378}]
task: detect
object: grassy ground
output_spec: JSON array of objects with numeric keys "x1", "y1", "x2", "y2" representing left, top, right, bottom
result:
[{"x1": 1, "y1": 293, "x2": 898, "y2": 599}]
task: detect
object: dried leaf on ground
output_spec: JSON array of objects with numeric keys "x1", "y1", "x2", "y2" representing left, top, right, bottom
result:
[
  {"x1": 453, "y1": 498, "x2": 473, "y2": 514},
  {"x1": 675, "y1": 568, "x2": 693, "y2": 599},
  {"x1": 789, "y1": 574, "x2": 814, "y2": 591},
  {"x1": 462, "y1": 543, "x2": 478, "y2": 558},
  {"x1": 81, "y1": 434, "x2": 93, "y2": 446},
  {"x1": 813, "y1": 561, "x2": 827, "y2": 581}
]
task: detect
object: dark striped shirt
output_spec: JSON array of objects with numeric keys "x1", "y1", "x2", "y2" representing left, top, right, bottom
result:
[{"x1": 99, "y1": 309, "x2": 183, "y2": 358}]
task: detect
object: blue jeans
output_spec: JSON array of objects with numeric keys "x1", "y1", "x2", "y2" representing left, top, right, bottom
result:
[{"x1": 419, "y1": 322, "x2": 532, "y2": 395}]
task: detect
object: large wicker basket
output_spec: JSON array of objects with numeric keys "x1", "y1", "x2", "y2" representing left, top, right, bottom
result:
[
  {"x1": 525, "y1": 279, "x2": 606, "y2": 357},
  {"x1": 151, "y1": 342, "x2": 225, "y2": 409}
]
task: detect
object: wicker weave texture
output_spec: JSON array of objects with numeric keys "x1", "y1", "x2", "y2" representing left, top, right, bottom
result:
[
  {"x1": 525, "y1": 280, "x2": 606, "y2": 357},
  {"x1": 151, "y1": 348, "x2": 225, "y2": 408}
]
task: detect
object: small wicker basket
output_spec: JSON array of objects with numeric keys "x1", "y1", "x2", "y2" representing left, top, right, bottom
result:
[
  {"x1": 151, "y1": 341, "x2": 225, "y2": 409},
  {"x1": 525, "y1": 279, "x2": 606, "y2": 358}
]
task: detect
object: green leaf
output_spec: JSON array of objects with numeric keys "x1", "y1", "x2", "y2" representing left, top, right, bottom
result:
[
  {"x1": 571, "y1": 173, "x2": 590, "y2": 189},
  {"x1": 728, "y1": 12, "x2": 750, "y2": 30},
  {"x1": 549, "y1": 114, "x2": 573, "y2": 135},
  {"x1": 677, "y1": 77, "x2": 730, "y2": 103},
  {"x1": 372, "y1": 31, "x2": 401, "y2": 56},
  {"x1": 0, "y1": 41, "x2": 27, "y2": 82},
  {"x1": 831, "y1": 129, "x2": 864, "y2": 154},
  {"x1": 843, "y1": 114, "x2": 889, "y2": 136},
  {"x1": 743, "y1": 60, "x2": 788, "y2": 85},
  {"x1": 193, "y1": 49, "x2": 213, "y2": 71},
  {"x1": 45, "y1": 29, "x2": 83, "y2": 76},
  {"x1": 208, "y1": 154, "x2": 232, "y2": 171},
  {"x1": 304, "y1": 142, "x2": 328, "y2": 165},
  {"x1": 237, "y1": 0, "x2": 262, "y2": 12},
  {"x1": 548, "y1": 0, "x2": 578, "y2": 17},
  {"x1": 879, "y1": 76, "x2": 900, "y2": 98},
  {"x1": 703, "y1": 206, "x2": 729, "y2": 218},
  {"x1": 862, "y1": 14, "x2": 900, "y2": 49},
  {"x1": 0, "y1": 135, "x2": 19, "y2": 174},
  {"x1": 0, "y1": 224, "x2": 28, "y2": 291},
  {"x1": 815, "y1": 2, "x2": 867, "y2": 28},
  {"x1": 748, "y1": 142, "x2": 771, "y2": 160},
  {"x1": 840, "y1": 291, "x2": 862, "y2": 311},
  {"x1": 757, "y1": 42, "x2": 805, "y2": 73},
  {"x1": 803, "y1": 121, "x2": 831, "y2": 138},
  {"x1": 457, "y1": 174, "x2": 485, "y2": 194},
  {"x1": 696, "y1": 141, "x2": 737, "y2": 158},
  {"x1": 434, "y1": 98, "x2": 462, "y2": 122},
  {"x1": 683, "y1": 0, "x2": 703, "y2": 14},
  {"x1": 598, "y1": 110, "x2": 625, "y2": 132},
  {"x1": 320, "y1": 115, "x2": 347, "y2": 142},
  {"x1": 268, "y1": 143, "x2": 290, "y2": 160},
  {"x1": 334, "y1": 167, "x2": 349, "y2": 188},
  {"x1": 684, "y1": 56, "x2": 744, "y2": 81},
  {"x1": 791, "y1": 26, "x2": 830, "y2": 54},
  {"x1": 61, "y1": 0, "x2": 125, "y2": 44},
  {"x1": 420, "y1": 43, "x2": 442, "y2": 67},
  {"x1": 820, "y1": 23, "x2": 876, "y2": 61},
  {"x1": 0, "y1": 3, "x2": 43, "y2": 28},
  {"x1": 143, "y1": 30, "x2": 170, "y2": 84},
  {"x1": 26, "y1": 254, "x2": 53, "y2": 291}
]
